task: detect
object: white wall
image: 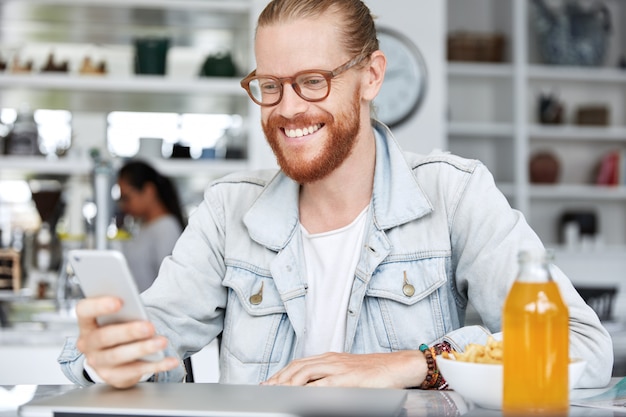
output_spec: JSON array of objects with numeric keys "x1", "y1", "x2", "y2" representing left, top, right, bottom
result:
[{"x1": 366, "y1": 0, "x2": 446, "y2": 155}]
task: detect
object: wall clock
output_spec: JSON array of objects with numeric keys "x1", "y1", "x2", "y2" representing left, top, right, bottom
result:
[{"x1": 373, "y1": 27, "x2": 428, "y2": 128}]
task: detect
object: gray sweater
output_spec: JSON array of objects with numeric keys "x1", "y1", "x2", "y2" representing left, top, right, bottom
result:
[{"x1": 123, "y1": 214, "x2": 182, "y2": 292}]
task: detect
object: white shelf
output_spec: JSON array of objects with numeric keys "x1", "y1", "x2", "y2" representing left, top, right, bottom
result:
[
  {"x1": 0, "y1": 73, "x2": 245, "y2": 96},
  {"x1": 0, "y1": 155, "x2": 249, "y2": 177},
  {"x1": 447, "y1": 62, "x2": 514, "y2": 78},
  {"x1": 0, "y1": 289, "x2": 32, "y2": 302},
  {"x1": 447, "y1": 121, "x2": 515, "y2": 137},
  {"x1": 0, "y1": 155, "x2": 92, "y2": 175},
  {"x1": 552, "y1": 245, "x2": 626, "y2": 256},
  {"x1": 144, "y1": 157, "x2": 249, "y2": 177},
  {"x1": 0, "y1": 0, "x2": 252, "y2": 12},
  {"x1": 529, "y1": 125, "x2": 626, "y2": 142},
  {"x1": 529, "y1": 184, "x2": 626, "y2": 201},
  {"x1": 528, "y1": 65, "x2": 626, "y2": 84}
]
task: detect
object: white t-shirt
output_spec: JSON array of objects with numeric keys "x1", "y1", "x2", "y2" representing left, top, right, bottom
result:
[{"x1": 300, "y1": 206, "x2": 369, "y2": 358}]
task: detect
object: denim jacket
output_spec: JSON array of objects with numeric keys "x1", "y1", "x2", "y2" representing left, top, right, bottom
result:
[{"x1": 59, "y1": 121, "x2": 613, "y2": 388}]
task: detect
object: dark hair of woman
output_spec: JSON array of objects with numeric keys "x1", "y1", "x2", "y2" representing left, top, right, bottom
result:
[{"x1": 117, "y1": 159, "x2": 186, "y2": 228}]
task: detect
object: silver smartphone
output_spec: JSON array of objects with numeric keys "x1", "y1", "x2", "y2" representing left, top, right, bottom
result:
[{"x1": 68, "y1": 249, "x2": 164, "y2": 362}]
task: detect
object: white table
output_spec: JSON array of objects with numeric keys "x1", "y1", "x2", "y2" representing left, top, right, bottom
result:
[{"x1": 1, "y1": 380, "x2": 625, "y2": 417}]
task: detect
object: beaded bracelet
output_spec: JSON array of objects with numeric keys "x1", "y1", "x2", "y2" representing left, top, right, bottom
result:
[{"x1": 418, "y1": 342, "x2": 451, "y2": 390}]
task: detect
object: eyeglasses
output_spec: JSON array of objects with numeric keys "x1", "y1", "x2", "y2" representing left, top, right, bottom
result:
[{"x1": 240, "y1": 54, "x2": 367, "y2": 107}]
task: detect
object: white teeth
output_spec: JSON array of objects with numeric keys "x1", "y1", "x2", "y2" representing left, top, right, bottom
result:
[{"x1": 285, "y1": 124, "x2": 321, "y2": 138}]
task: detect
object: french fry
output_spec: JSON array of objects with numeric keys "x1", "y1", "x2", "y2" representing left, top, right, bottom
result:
[{"x1": 442, "y1": 335, "x2": 503, "y2": 364}]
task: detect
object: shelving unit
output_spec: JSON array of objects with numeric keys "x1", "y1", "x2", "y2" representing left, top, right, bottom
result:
[
  {"x1": 446, "y1": 0, "x2": 626, "y2": 249},
  {"x1": 0, "y1": 0, "x2": 278, "y2": 261},
  {"x1": 0, "y1": 155, "x2": 92, "y2": 176},
  {"x1": 0, "y1": 0, "x2": 273, "y2": 188},
  {"x1": 0, "y1": 70, "x2": 254, "y2": 179},
  {"x1": 0, "y1": 73, "x2": 245, "y2": 95},
  {"x1": 0, "y1": 154, "x2": 249, "y2": 178},
  {"x1": 0, "y1": 0, "x2": 251, "y2": 9},
  {"x1": 446, "y1": 3, "x2": 626, "y2": 369}
]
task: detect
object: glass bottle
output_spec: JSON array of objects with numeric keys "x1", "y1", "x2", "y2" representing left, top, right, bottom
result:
[
  {"x1": 2, "y1": 104, "x2": 40, "y2": 156},
  {"x1": 502, "y1": 249, "x2": 569, "y2": 416}
]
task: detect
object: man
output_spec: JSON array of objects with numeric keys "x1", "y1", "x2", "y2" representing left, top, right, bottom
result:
[{"x1": 59, "y1": 0, "x2": 613, "y2": 389}]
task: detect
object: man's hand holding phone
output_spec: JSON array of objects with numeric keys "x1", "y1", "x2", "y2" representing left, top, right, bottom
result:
[
  {"x1": 68, "y1": 250, "x2": 179, "y2": 388},
  {"x1": 74, "y1": 296, "x2": 179, "y2": 389}
]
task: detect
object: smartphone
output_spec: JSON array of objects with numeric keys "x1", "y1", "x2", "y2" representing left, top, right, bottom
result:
[{"x1": 68, "y1": 249, "x2": 164, "y2": 362}]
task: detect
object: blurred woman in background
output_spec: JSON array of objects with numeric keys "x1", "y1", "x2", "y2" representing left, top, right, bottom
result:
[{"x1": 116, "y1": 159, "x2": 185, "y2": 292}]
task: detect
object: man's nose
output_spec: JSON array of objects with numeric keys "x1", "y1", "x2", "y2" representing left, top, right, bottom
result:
[{"x1": 275, "y1": 82, "x2": 308, "y2": 116}]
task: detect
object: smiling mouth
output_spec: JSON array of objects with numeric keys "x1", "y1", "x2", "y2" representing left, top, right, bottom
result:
[{"x1": 283, "y1": 123, "x2": 323, "y2": 138}]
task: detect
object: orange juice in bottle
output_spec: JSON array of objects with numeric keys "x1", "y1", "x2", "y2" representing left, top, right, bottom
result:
[{"x1": 502, "y1": 249, "x2": 569, "y2": 416}]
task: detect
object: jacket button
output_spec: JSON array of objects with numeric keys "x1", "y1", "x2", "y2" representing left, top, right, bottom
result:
[
  {"x1": 402, "y1": 283, "x2": 415, "y2": 297},
  {"x1": 250, "y1": 282, "x2": 264, "y2": 305},
  {"x1": 250, "y1": 294, "x2": 263, "y2": 305},
  {"x1": 402, "y1": 271, "x2": 415, "y2": 297}
]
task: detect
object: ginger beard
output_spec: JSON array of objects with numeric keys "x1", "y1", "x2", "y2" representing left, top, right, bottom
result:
[{"x1": 262, "y1": 89, "x2": 361, "y2": 184}]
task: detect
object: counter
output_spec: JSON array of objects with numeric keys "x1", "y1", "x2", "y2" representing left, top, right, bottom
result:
[
  {"x1": 1, "y1": 381, "x2": 625, "y2": 417},
  {"x1": 0, "y1": 323, "x2": 220, "y2": 385},
  {"x1": 0, "y1": 326, "x2": 77, "y2": 385},
  {"x1": 0, "y1": 303, "x2": 79, "y2": 386}
]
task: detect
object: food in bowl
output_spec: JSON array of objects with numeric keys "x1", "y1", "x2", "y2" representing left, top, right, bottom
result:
[
  {"x1": 444, "y1": 335, "x2": 503, "y2": 364},
  {"x1": 437, "y1": 355, "x2": 587, "y2": 410}
]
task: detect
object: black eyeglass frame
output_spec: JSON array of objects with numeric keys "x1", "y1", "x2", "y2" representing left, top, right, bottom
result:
[{"x1": 240, "y1": 54, "x2": 368, "y2": 107}]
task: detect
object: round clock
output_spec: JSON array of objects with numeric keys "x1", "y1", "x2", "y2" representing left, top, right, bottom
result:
[{"x1": 373, "y1": 27, "x2": 428, "y2": 128}]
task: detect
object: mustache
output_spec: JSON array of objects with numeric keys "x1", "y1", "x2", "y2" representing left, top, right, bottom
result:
[{"x1": 267, "y1": 114, "x2": 329, "y2": 129}]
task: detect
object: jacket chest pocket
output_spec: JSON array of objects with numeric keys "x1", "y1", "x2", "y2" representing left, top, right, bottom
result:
[
  {"x1": 363, "y1": 256, "x2": 449, "y2": 350},
  {"x1": 222, "y1": 267, "x2": 292, "y2": 364}
]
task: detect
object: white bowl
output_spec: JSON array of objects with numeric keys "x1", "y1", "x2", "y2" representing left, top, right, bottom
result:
[{"x1": 436, "y1": 356, "x2": 586, "y2": 410}]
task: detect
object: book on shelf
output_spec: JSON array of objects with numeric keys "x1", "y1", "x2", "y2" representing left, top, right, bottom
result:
[{"x1": 595, "y1": 149, "x2": 625, "y2": 186}]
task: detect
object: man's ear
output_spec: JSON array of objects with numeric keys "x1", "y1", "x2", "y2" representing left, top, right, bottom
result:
[{"x1": 361, "y1": 50, "x2": 386, "y2": 101}]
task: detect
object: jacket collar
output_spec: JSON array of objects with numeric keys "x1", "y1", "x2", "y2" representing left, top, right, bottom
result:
[
  {"x1": 244, "y1": 120, "x2": 433, "y2": 250},
  {"x1": 370, "y1": 121, "x2": 433, "y2": 230}
]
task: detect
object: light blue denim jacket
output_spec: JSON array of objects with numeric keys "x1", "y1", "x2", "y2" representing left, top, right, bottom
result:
[{"x1": 59, "y1": 121, "x2": 613, "y2": 388}]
